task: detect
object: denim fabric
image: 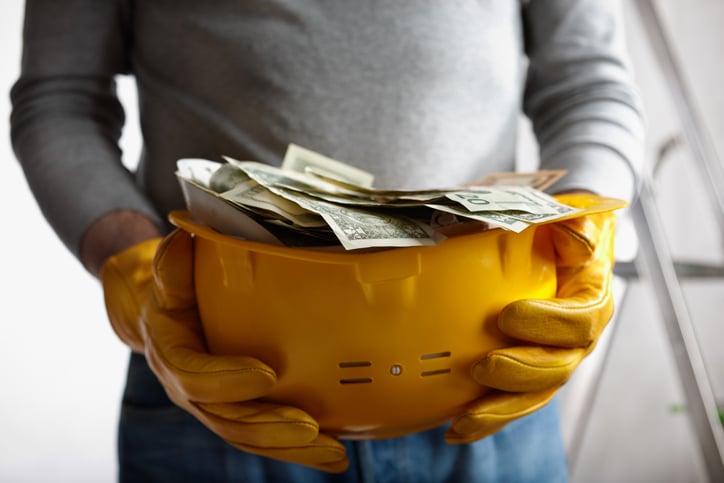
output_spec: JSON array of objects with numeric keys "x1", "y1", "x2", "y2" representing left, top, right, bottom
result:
[{"x1": 119, "y1": 353, "x2": 568, "y2": 483}]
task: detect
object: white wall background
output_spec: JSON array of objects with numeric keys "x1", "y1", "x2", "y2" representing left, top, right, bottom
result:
[
  {"x1": 1, "y1": 1, "x2": 722, "y2": 482},
  {"x1": 1, "y1": 2, "x2": 132, "y2": 482}
]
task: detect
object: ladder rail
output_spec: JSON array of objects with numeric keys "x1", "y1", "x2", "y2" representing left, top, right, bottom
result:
[{"x1": 630, "y1": 2, "x2": 724, "y2": 480}]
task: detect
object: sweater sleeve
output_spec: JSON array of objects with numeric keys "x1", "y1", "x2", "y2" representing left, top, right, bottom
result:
[
  {"x1": 10, "y1": 0, "x2": 163, "y2": 259},
  {"x1": 522, "y1": 0, "x2": 646, "y2": 202}
]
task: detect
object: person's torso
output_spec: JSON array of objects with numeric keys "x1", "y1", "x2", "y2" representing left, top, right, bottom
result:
[{"x1": 127, "y1": 0, "x2": 527, "y2": 214}]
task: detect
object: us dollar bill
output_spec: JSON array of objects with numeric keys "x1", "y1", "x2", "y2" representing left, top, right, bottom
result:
[
  {"x1": 471, "y1": 169, "x2": 567, "y2": 191},
  {"x1": 176, "y1": 146, "x2": 580, "y2": 250},
  {"x1": 274, "y1": 188, "x2": 442, "y2": 250},
  {"x1": 426, "y1": 204, "x2": 530, "y2": 233},
  {"x1": 220, "y1": 180, "x2": 326, "y2": 228},
  {"x1": 444, "y1": 186, "x2": 569, "y2": 215},
  {"x1": 225, "y1": 160, "x2": 443, "y2": 247},
  {"x1": 224, "y1": 156, "x2": 364, "y2": 198},
  {"x1": 177, "y1": 158, "x2": 223, "y2": 187},
  {"x1": 209, "y1": 162, "x2": 254, "y2": 193},
  {"x1": 281, "y1": 143, "x2": 375, "y2": 188},
  {"x1": 175, "y1": 173, "x2": 285, "y2": 245}
]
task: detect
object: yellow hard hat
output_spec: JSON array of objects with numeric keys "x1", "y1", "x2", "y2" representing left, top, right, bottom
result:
[
  {"x1": 171, "y1": 211, "x2": 557, "y2": 439},
  {"x1": 168, "y1": 198, "x2": 620, "y2": 440}
]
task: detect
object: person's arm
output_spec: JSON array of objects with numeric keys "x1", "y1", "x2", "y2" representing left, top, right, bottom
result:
[
  {"x1": 10, "y1": 0, "x2": 163, "y2": 270},
  {"x1": 11, "y1": 3, "x2": 351, "y2": 470},
  {"x1": 522, "y1": 0, "x2": 645, "y2": 201},
  {"x1": 447, "y1": 0, "x2": 645, "y2": 443},
  {"x1": 80, "y1": 210, "x2": 162, "y2": 278}
]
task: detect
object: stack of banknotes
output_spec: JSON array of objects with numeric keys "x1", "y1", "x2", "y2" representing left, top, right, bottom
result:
[{"x1": 176, "y1": 144, "x2": 579, "y2": 250}]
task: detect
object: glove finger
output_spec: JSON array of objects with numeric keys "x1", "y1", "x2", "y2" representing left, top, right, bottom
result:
[
  {"x1": 449, "y1": 388, "x2": 557, "y2": 440},
  {"x1": 472, "y1": 346, "x2": 587, "y2": 392},
  {"x1": 445, "y1": 421, "x2": 509, "y2": 445},
  {"x1": 231, "y1": 433, "x2": 349, "y2": 473},
  {"x1": 498, "y1": 256, "x2": 613, "y2": 348},
  {"x1": 144, "y1": 305, "x2": 276, "y2": 402},
  {"x1": 144, "y1": 229, "x2": 278, "y2": 401},
  {"x1": 191, "y1": 400, "x2": 320, "y2": 447}
]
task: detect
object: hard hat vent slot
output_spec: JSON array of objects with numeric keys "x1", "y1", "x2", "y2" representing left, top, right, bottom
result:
[
  {"x1": 338, "y1": 361, "x2": 372, "y2": 368},
  {"x1": 420, "y1": 368, "x2": 451, "y2": 377},
  {"x1": 338, "y1": 361, "x2": 373, "y2": 384},
  {"x1": 339, "y1": 378, "x2": 373, "y2": 384},
  {"x1": 420, "y1": 351, "x2": 452, "y2": 377},
  {"x1": 420, "y1": 351, "x2": 451, "y2": 360}
]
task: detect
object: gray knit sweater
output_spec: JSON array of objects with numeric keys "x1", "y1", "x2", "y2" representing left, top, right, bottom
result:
[{"x1": 11, "y1": 0, "x2": 645, "y2": 258}]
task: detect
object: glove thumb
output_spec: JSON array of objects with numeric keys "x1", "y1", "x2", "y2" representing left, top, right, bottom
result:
[{"x1": 152, "y1": 229, "x2": 196, "y2": 310}]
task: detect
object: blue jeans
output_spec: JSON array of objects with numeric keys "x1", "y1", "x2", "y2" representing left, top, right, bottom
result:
[{"x1": 119, "y1": 353, "x2": 568, "y2": 483}]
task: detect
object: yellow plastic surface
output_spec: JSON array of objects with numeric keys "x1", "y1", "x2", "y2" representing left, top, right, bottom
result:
[{"x1": 170, "y1": 210, "x2": 566, "y2": 440}]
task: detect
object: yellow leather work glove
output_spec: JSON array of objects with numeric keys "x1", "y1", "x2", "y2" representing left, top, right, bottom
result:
[
  {"x1": 101, "y1": 229, "x2": 348, "y2": 472},
  {"x1": 447, "y1": 192, "x2": 620, "y2": 443}
]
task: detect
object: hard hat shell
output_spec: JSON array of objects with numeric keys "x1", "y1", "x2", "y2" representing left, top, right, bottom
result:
[{"x1": 170, "y1": 210, "x2": 557, "y2": 439}]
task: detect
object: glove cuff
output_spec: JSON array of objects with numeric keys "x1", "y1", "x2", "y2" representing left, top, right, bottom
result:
[{"x1": 101, "y1": 238, "x2": 162, "y2": 351}]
